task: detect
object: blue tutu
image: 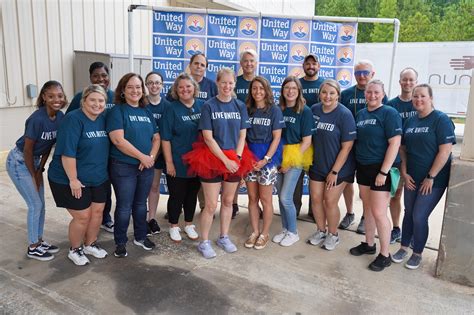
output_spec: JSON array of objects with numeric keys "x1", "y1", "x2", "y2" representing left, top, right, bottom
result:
[{"x1": 247, "y1": 142, "x2": 283, "y2": 168}]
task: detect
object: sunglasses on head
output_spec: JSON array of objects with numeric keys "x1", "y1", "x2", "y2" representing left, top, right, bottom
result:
[{"x1": 354, "y1": 70, "x2": 371, "y2": 76}]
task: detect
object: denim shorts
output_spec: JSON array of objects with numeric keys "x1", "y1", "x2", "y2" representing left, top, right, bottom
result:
[{"x1": 49, "y1": 179, "x2": 109, "y2": 210}]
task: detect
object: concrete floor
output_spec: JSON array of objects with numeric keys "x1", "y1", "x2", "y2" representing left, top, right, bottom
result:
[{"x1": 1, "y1": 162, "x2": 473, "y2": 314}]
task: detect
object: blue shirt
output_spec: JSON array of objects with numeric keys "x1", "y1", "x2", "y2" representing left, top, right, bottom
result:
[
  {"x1": 199, "y1": 97, "x2": 250, "y2": 150},
  {"x1": 106, "y1": 104, "x2": 158, "y2": 165},
  {"x1": 48, "y1": 109, "x2": 109, "y2": 186},
  {"x1": 310, "y1": 103, "x2": 356, "y2": 178},
  {"x1": 15, "y1": 106, "x2": 64, "y2": 156},
  {"x1": 247, "y1": 105, "x2": 285, "y2": 144},
  {"x1": 340, "y1": 85, "x2": 388, "y2": 118},
  {"x1": 387, "y1": 96, "x2": 417, "y2": 125},
  {"x1": 299, "y1": 77, "x2": 325, "y2": 107},
  {"x1": 166, "y1": 77, "x2": 218, "y2": 102},
  {"x1": 147, "y1": 97, "x2": 170, "y2": 129},
  {"x1": 235, "y1": 75, "x2": 251, "y2": 103},
  {"x1": 281, "y1": 105, "x2": 315, "y2": 144},
  {"x1": 355, "y1": 105, "x2": 402, "y2": 165},
  {"x1": 66, "y1": 89, "x2": 115, "y2": 114},
  {"x1": 161, "y1": 100, "x2": 204, "y2": 178},
  {"x1": 403, "y1": 110, "x2": 456, "y2": 188}
]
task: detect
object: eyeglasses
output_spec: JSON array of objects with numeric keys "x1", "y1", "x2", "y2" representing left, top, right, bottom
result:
[
  {"x1": 146, "y1": 81, "x2": 163, "y2": 86},
  {"x1": 354, "y1": 70, "x2": 371, "y2": 77}
]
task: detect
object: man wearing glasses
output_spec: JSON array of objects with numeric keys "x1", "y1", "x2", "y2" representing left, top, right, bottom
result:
[{"x1": 339, "y1": 60, "x2": 388, "y2": 235}]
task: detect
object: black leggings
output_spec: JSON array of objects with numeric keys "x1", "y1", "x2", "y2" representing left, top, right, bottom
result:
[{"x1": 166, "y1": 176, "x2": 201, "y2": 225}]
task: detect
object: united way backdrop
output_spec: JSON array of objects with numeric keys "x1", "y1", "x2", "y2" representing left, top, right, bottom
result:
[
  {"x1": 152, "y1": 10, "x2": 358, "y2": 99},
  {"x1": 152, "y1": 10, "x2": 358, "y2": 195}
]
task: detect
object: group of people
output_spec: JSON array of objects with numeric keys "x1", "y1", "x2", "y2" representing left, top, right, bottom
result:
[{"x1": 7, "y1": 51, "x2": 455, "y2": 272}]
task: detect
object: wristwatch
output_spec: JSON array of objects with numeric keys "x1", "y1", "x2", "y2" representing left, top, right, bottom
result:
[
  {"x1": 426, "y1": 173, "x2": 434, "y2": 179},
  {"x1": 264, "y1": 155, "x2": 272, "y2": 163},
  {"x1": 331, "y1": 170, "x2": 338, "y2": 175}
]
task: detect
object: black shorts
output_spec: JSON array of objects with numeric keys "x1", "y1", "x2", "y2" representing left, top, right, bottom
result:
[
  {"x1": 308, "y1": 169, "x2": 354, "y2": 185},
  {"x1": 356, "y1": 163, "x2": 399, "y2": 192},
  {"x1": 199, "y1": 174, "x2": 241, "y2": 183},
  {"x1": 49, "y1": 179, "x2": 109, "y2": 210}
]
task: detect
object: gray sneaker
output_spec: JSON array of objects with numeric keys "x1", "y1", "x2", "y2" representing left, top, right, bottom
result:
[
  {"x1": 307, "y1": 229, "x2": 326, "y2": 246},
  {"x1": 338, "y1": 213, "x2": 355, "y2": 230},
  {"x1": 321, "y1": 233, "x2": 340, "y2": 251},
  {"x1": 405, "y1": 254, "x2": 422, "y2": 270},
  {"x1": 356, "y1": 216, "x2": 365, "y2": 235},
  {"x1": 391, "y1": 248, "x2": 408, "y2": 263}
]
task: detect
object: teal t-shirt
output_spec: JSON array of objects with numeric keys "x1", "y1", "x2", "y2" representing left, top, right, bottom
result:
[
  {"x1": 281, "y1": 105, "x2": 315, "y2": 145},
  {"x1": 147, "y1": 98, "x2": 170, "y2": 129},
  {"x1": 355, "y1": 105, "x2": 402, "y2": 165},
  {"x1": 247, "y1": 105, "x2": 285, "y2": 144},
  {"x1": 235, "y1": 75, "x2": 251, "y2": 103},
  {"x1": 106, "y1": 104, "x2": 158, "y2": 165},
  {"x1": 387, "y1": 96, "x2": 417, "y2": 125},
  {"x1": 160, "y1": 99, "x2": 204, "y2": 178},
  {"x1": 402, "y1": 110, "x2": 456, "y2": 188},
  {"x1": 66, "y1": 89, "x2": 115, "y2": 114},
  {"x1": 48, "y1": 109, "x2": 109, "y2": 186},
  {"x1": 299, "y1": 77, "x2": 325, "y2": 107},
  {"x1": 340, "y1": 85, "x2": 388, "y2": 118}
]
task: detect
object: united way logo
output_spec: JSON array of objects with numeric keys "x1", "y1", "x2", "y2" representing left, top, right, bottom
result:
[
  {"x1": 339, "y1": 25, "x2": 355, "y2": 42},
  {"x1": 336, "y1": 69, "x2": 352, "y2": 87},
  {"x1": 186, "y1": 15, "x2": 205, "y2": 33},
  {"x1": 185, "y1": 39, "x2": 204, "y2": 56},
  {"x1": 239, "y1": 18, "x2": 257, "y2": 36},
  {"x1": 292, "y1": 21, "x2": 309, "y2": 39},
  {"x1": 337, "y1": 47, "x2": 353, "y2": 64},
  {"x1": 290, "y1": 44, "x2": 308, "y2": 63},
  {"x1": 238, "y1": 42, "x2": 257, "y2": 54},
  {"x1": 289, "y1": 66, "x2": 304, "y2": 78}
]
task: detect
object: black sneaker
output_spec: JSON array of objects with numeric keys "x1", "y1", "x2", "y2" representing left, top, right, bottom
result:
[
  {"x1": 232, "y1": 204, "x2": 239, "y2": 219},
  {"x1": 148, "y1": 219, "x2": 161, "y2": 234},
  {"x1": 349, "y1": 242, "x2": 376, "y2": 256},
  {"x1": 27, "y1": 246, "x2": 54, "y2": 261},
  {"x1": 133, "y1": 237, "x2": 155, "y2": 251},
  {"x1": 114, "y1": 244, "x2": 128, "y2": 258},
  {"x1": 39, "y1": 240, "x2": 59, "y2": 254},
  {"x1": 338, "y1": 213, "x2": 355, "y2": 230},
  {"x1": 369, "y1": 253, "x2": 392, "y2": 271}
]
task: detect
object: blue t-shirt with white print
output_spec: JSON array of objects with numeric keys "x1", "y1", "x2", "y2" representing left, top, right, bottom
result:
[
  {"x1": 355, "y1": 105, "x2": 402, "y2": 165},
  {"x1": 247, "y1": 105, "x2": 285, "y2": 144},
  {"x1": 147, "y1": 97, "x2": 170, "y2": 129},
  {"x1": 340, "y1": 85, "x2": 388, "y2": 118},
  {"x1": 299, "y1": 77, "x2": 325, "y2": 107},
  {"x1": 387, "y1": 96, "x2": 417, "y2": 125},
  {"x1": 235, "y1": 75, "x2": 251, "y2": 103},
  {"x1": 15, "y1": 106, "x2": 64, "y2": 156},
  {"x1": 166, "y1": 77, "x2": 217, "y2": 103},
  {"x1": 199, "y1": 97, "x2": 250, "y2": 150},
  {"x1": 106, "y1": 104, "x2": 158, "y2": 165},
  {"x1": 310, "y1": 103, "x2": 356, "y2": 178},
  {"x1": 161, "y1": 99, "x2": 203, "y2": 178},
  {"x1": 402, "y1": 110, "x2": 455, "y2": 188},
  {"x1": 48, "y1": 109, "x2": 109, "y2": 186},
  {"x1": 281, "y1": 105, "x2": 315, "y2": 145}
]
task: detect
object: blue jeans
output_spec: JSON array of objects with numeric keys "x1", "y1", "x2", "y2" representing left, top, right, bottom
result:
[
  {"x1": 276, "y1": 168, "x2": 302, "y2": 234},
  {"x1": 101, "y1": 182, "x2": 113, "y2": 225},
  {"x1": 6, "y1": 147, "x2": 45, "y2": 245},
  {"x1": 401, "y1": 186, "x2": 446, "y2": 254},
  {"x1": 109, "y1": 159, "x2": 154, "y2": 246}
]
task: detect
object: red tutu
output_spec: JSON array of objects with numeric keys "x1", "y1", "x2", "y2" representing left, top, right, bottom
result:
[{"x1": 182, "y1": 139, "x2": 257, "y2": 180}]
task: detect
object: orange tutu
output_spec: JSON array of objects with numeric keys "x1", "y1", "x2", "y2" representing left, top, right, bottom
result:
[{"x1": 182, "y1": 139, "x2": 257, "y2": 180}]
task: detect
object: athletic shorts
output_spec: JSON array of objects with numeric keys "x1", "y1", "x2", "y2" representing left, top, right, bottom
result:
[
  {"x1": 356, "y1": 162, "x2": 399, "y2": 192},
  {"x1": 245, "y1": 165, "x2": 278, "y2": 186},
  {"x1": 49, "y1": 179, "x2": 109, "y2": 210},
  {"x1": 308, "y1": 169, "x2": 354, "y2": 185}
]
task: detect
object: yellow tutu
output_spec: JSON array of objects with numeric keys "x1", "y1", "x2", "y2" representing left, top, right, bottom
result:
[{"x1": 281, "y1": 143, "x2": 313, "y2": 170}]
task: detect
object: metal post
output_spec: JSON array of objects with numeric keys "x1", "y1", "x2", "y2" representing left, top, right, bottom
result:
[
  {"x1": 460, "y1": 69, "x2": 474, "y2": 161},
  {"x1": 128, "y1": 5, "x2": 136, "y2": 72},
  {"x1": 388, "y1": 19, "x2": 400, "y2": 97}
]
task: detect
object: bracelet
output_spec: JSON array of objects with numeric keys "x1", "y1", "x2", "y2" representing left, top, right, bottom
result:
[{"x1": 379, "y1": 170, "x2": 388, "y2": 176}]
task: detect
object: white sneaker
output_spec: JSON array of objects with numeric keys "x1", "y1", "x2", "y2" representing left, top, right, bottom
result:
[
  {"x1": 280, "y1": 232, "x2": 300, "y2": 247},
  {"x1": 184, "y1": 225, "x2": 199, "y2": 240},
  {"x1": 68, "y1": 247, "x2": 90, "y2": 266},
  {"x1": 169, "y1": 227, "x2": 182, "y2": 242},
  {"x1": 272, "y1": 229, "x2": 288, "y2": 243},
  {"x1": 83, "y1": 242, "x2": 108, "y2": 258}
]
